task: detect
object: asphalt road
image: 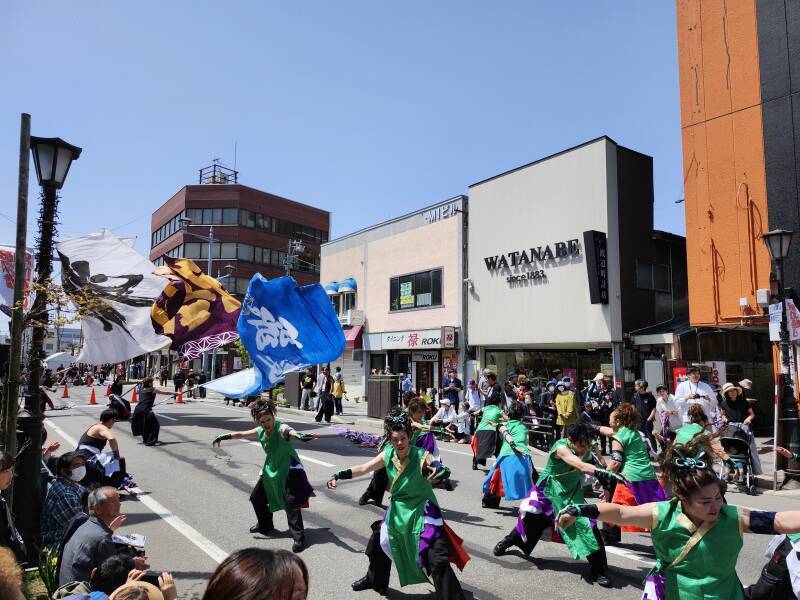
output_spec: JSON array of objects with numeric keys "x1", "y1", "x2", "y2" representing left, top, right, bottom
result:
[{"x1": 40, "y1": 386, "x2": 800, "y2": 600}]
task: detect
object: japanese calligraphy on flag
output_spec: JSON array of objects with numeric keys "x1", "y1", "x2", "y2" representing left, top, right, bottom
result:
[
  {"x1": 203, "y1": 275, "x2": 345, "y2": 397},
  {"x1": 151, "y1": 257, "x2": 241, "y2": 359},
  {"x1": 57, "y1": 229, "x2": 171, "y2": 365}
]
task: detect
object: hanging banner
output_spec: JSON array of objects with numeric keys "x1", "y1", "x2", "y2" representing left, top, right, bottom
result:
[
  {"x1": 204, "y1": 275, "x2": 345, "y2": 397},
  {"x1": 151, "y1": 257, "x2": 241, "y2": 360},
  {"x1": 0, "y1": 246, "x2": 34, "y2": 316},
  {"x1": 57, "y1": 229, "x2": 171, "y2": 365}
]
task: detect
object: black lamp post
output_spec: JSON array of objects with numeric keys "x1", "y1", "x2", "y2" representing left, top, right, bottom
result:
[
  {"x1": 762, "y1": 229, "x2": 799, "y2": 487},
  {"x1": 16, "y1": 136, "x2": 81, "y2": 553}
]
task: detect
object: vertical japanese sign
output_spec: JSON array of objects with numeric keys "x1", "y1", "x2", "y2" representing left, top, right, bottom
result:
[
  {"x1": 583, "y1": 230, "x2": 609, "y2": 304},
  {"x1": 0, "y1": 246, "x2": 33, "y2": 315}
]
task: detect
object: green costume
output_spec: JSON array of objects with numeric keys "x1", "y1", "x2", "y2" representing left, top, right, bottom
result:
[
  {"x1": 674, "y1": 423, "x2": 705, "y2": 446},
  {"x1": 537, "y1": 439, "x2": 599, "y2": 558},
  {"x1": 498, "y1": 420, "x2": 530, "y2": 457},
  {"x1": 476, "y1": 405, "x2": 503, "y2": 432},
  {"x1": 613, "y1": 427, "x2": 656, "y2": 482},
  {"x1": 382, "y1": 444, "x2": 439, "y2": 586},
  {"x1": 650, "y1": 497, "x2": 743, "y2": 600},
  {"x1": 257, "y1": 421, "x2": 302, "y2": 512}
]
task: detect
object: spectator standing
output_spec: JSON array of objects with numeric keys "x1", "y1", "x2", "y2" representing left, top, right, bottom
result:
[
  {"x1": 172, "y1": 371, "x2": 185, "y2": 394},
  {"x1": 299, "y1": 369, "x2": 314, "y2": 411},
  {"x1": 332, "y1": 366, "x2": 345, "y2": 416},
  {"x1": 674, "y1": 365, "x2": 719, "y2": 427},
  {"x1": 401, "y1": 373, "x2": 413, "y2": 396},
  {"x1": 41, "y1": 452, "x2": 87, "y2": 549},
  {"x1": 442, "y1": 369, "x2": 463, "y2": 411},
  {"x1": 554, "y1": 380, "x2": 578, "y2": 439},
  {"x1": 464, "y1": 379, "x2": 483, "y2": 431},
  {"x1": 654, "y1": 384, "x2": 681, "y2": 450},
  {"x1": 196, "y1": 371, "x2": 207, "y2": 399},
  {"x1": 0, "y1": 452, "x2": 25, "y2": 563},
  {"x1": 58, "y1": 487, "x2": 149, "y2": 587},
  {"x1": 314, "y1": 366, "x2": 334, "y2": 423},
  {"x1": 631, "y1": 380, "x2": 657, "y2": 450},
  {"x1": 159, "y1": 366, "x2": 169, "y2": 387}
]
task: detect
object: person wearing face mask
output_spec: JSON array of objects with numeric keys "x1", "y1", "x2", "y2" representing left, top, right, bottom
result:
[
  {"x1": 557, "y1": 437, "x2": 800, "y2": 600},
  {"x1": 212, "y1": 401, "x2": 318, "y2": 553},
  {"x1": 492, "y1": 422, "x2": 624, "y2": 588},
  {"x1": 0, "y1": 452, "x2": 26, "y2": 563},
  {"x1": 41, "y1": 452, "x2": 87, "y2": 549}
]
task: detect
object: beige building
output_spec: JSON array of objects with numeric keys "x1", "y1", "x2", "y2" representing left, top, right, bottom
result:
[{"x1": 320, "y1": 196, "x2": 466, "y2": 400}]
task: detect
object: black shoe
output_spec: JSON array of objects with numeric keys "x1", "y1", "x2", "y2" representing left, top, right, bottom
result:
[
  {"x1": 351, "y1": 576, "x2": 372, "y2": 592},
  {"x1": 593, "y1": 574, "x2": 612, "y2": 588},
  {"x1": 358, "y1": 494, "x2": 371, "y2": 506},
  {"x1": 444, "y1": 480, "x2": 453, "y2": 491},
  {"x1": 472, "y1": 462, "x2": 478, "y2": 471},
  {"x1": 249, "y1": 524, "x2": 274, "y2": 535},
  {"x1": 493, "y1": 535, "x2": 515, "y2": 557},
  {"x1": 292, "y1": 540, "x2": 305, "y2": 553}
]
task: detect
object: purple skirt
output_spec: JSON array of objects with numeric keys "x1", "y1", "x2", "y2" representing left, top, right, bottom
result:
[
  {"x1": 379, "y1": 499, "x2": 444, "y2": 569},
  {"x1": 642, "y1": 571, "x2": 666, "y2": 600},
  {"x1": 629, "y1": 479, "x2": 668, "y2": 504},
  {"x1": 289, "y1": 457, "x2": 315, "y2": 506}
]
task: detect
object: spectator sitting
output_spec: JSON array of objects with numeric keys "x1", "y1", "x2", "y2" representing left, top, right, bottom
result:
[
  {"x1": 53, "y1": 552, "x2": 134, "y2": 599},
  {"x1": 0, "y1": 547, "x2": 25, "y2": 600},
  {"x1": 0, "y1": 451, "x2": 25, "y2": 563},
  {"x1": 59, "y1": 487, "x2": 149, "y2": 587},
  {"x1": 42, "y1": 452, "x2": 87, "y2": 549},
  {"x1": 202, "y1": 548, "x2": 308, "y2": 600},
  {"x1": 109, "y1": 573, "x2": 176, "y2": 600}
]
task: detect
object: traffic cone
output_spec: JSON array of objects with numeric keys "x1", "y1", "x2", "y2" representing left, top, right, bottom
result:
[
  {"x1": 61, "y1": 385, "x2": 69, "y2": 398},
  {"x1": 88, "y1": 388, "x2": 96, "y2": 405},
  {"x1": 131, "y1": 387, "x2": 138, "y2": 404},
  {"x1": 176, "y1": 387, "x2": 184, "y2": 404},
  {"x1": 105, "y1": 384, "x2": 111, "y2": 397}
]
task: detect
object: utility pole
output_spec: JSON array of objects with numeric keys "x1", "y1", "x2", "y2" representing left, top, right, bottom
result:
[{"x1": 1, "y1": 113, "x2": 30, "y2": 454}]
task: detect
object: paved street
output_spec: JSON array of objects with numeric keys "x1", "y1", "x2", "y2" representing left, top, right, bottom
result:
[{"x1": 41, "y1": 385, "x2": 800, "y2": 599}]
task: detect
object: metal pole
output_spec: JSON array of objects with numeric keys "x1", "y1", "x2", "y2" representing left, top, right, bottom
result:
[
  {"x1": 777, "y1": 257, "x2": 800, "y2": 487},
  {"x1": 17, "y1": 183, "x2": 60, "y2": 551},
  {"x1": 1, "y1": 113, "x2": 30, "y2": 454},
  {"x1": 285, "y1": 240, "x2": 292, "y2": 276}
]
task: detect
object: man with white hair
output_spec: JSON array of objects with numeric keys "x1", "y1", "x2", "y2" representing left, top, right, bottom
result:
[{"x1": 58, "y1": 487, "x2": 149, "y2": 586}]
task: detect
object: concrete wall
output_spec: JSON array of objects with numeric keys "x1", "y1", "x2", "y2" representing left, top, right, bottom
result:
[{"x1": 467, "y1": 138, "x2": 623, "y2": 347}]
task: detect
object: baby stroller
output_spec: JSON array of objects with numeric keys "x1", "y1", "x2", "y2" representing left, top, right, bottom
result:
[{"x1": 719, "y1": 423, "x2": 757, "y2": 496}]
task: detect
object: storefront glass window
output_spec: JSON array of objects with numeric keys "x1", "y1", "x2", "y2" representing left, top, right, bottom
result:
[{"x1": 484, "y1": 349, "x2": 613, "y2": 389}]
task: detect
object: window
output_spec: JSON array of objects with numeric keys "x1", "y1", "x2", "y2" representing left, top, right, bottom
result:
[
  {"x1": 238, "y1": 244, "x2": 253, "y2": 262},
  {"x1": 636, "y1": 260, "x2": 671, "y2": 292},
  {"x1": 341, "y1": 291, "x2": 356, "y2": 313},
  {"x1": 212, "y1": 208, "x2": 222, "y2": 224},
  {"x1": 220, "y1": 243, "x2": 237, "y2": 259},
  {"x1": 239, "y1": 210, "x2": 255, "y2": 228},
  {"x1": 331, "y1": 294, "x2": 341, "y2": 315},
  {"x1": 184, "y1": 243, "x2": 202, "y2": 259},
  {"x1": 223, "y1": 208, "x2": 238, "y2": 224},
  {"x1": 390, "y1": 268, "x2": 443, "y2": 311},
  {"x1": 186, "y1": 208, "x2": 202, "y2": 224}
]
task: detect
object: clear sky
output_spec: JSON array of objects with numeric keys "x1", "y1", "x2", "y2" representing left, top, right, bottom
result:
[{"x1": 1, "y1": 1, "x2": 683, "y2": 257}]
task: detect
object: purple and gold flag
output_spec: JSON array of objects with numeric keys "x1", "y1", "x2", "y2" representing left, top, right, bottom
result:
[{"x1": 151, "y1": 257, "x2": 241, "y2": 359}]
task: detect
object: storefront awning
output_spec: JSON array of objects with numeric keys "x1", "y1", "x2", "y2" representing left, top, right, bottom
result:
[
  {"x1": 344, "y1": 325, "x2": 363, "y2": 349},
  {"x1": 630, "y1": 317, "x2": 692, "y2": 346},
  {"x1": 324, "y1": 282, "x2": 339, "y2": 296},
  {"x1": 338, "y1": 277, "x2": 357, "y2": 292}
]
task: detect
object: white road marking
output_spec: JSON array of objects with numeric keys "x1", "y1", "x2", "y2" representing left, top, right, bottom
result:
[
  {"x1": 158, "y1": 414, "x2": 178, "y2": 422},
  {"x1": 605, "y1": 545, "x2": 656, "y2": 566},
  {"x1": 44, "y1": 418, "x2": 229, "y2": 564}
]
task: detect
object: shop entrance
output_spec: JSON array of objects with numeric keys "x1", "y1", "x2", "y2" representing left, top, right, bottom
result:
[{"x1": 415, "y1": 361, "x2": 434, "y2": 394}]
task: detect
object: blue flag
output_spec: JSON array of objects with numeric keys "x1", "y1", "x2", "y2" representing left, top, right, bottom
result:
[{"x1": 204, "y1": 275, "x2": 345, "y2": 398}]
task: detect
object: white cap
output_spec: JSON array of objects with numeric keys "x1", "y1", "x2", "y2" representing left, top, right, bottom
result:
[{"x1": 440, "y1": 398, "x2": 451, "y2": 405}]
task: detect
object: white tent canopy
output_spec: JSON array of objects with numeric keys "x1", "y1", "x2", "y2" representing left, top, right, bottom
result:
[{"x1": 44, "y1": 352, "x2": 77, "y2": 370}]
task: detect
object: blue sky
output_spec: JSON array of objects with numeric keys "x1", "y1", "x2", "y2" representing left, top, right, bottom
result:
[{"x1": 1, "y1": 2, "x2": 682, "y2": 257}]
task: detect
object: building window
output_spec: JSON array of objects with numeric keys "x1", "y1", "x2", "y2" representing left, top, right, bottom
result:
[
  {"x1": 150, "y1": 210, "x2": 185, "y2": 248},
  {"x1": 341, "y1": 291, "x2": 356, "y2": 313},
  {"x1": 223, "y1": 208, "x2": 238, "y2": 224},
  {"x1": 390, "y1": 268, "x2": 443, "y2": 311},
  {"x1": 220, "y1": 243, "x2": 237, "y2": 260},
  {"x1": 636, "y1": 260, "x2": 670, "y2": 292}
]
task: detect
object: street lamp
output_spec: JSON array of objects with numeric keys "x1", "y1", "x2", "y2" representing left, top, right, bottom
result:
[
  {"x1": 19, "y1": 134, "x2": 81, "y2": 553},
  {"x1": 762, "y1": 229, "x2": 798, "y2": 487}
]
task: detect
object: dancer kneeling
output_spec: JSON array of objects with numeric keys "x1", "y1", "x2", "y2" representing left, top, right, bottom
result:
[
  {"x1": 557, "y1": 436, "x2": 800, "y2": 600},
  {"x1": 493, "y1": 422, "x2": 624, "y2": 588},
  {"x1": 481, "y1": 402, "x2": 537, "y2": 508},
  {"x1": 212, "y1": 401, "x2": 316, "y2": 553},
  {"x1": 328, "y1": 409, "x2": 470, "y2": 598}
]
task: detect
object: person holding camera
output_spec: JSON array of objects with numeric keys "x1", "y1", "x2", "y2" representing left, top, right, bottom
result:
[{"x1": 674, "y1": 365, "x2": 719, "y2": 428}]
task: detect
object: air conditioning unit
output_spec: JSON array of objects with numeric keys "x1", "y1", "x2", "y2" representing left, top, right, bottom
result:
[{"x1": 756, "y1": 288, "x2": 770, "y2": 308}]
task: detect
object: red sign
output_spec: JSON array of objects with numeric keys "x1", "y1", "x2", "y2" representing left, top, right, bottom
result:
[{"x1": 673, "y1": 367, "x2": 687, "y2": 392}]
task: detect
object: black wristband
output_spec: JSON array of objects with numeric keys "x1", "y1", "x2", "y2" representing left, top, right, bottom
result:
[
  {"x1": 577, "y1": 504, "x2": 601, "y2": 519},
  {"x1": 333, "y1": 469, "x2": 353, "y2": 481},
  {"x1": 749, "y1": 511, "x2": 777, "y2": 535}
]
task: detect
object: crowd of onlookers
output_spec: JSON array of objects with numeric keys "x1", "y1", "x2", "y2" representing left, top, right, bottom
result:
[{"x1": 0, "y1": 439, "x2": 310, "y2": 599}]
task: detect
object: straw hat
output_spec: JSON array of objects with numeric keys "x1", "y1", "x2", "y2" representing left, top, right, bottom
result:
[
  {"x1": 739, "y1": 379, "x2": 753, "y2": 390},
  {"x1": 110, "y1": 582, "x2": 164, "y2": 600},
  {"x1": 721, "y1": 382, "x2": 742, "y2": 397}
]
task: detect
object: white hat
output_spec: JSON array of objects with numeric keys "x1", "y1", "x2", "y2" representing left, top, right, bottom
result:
[
  {"x1": 739, "y1": 379, "x2": 753, "y2": 389},
  {"x1": 440, "y1": 398, "x2": 451, "y2": 405},
  {"x1": 593, "y1": 373, "x2": 605, "y2": 382}
]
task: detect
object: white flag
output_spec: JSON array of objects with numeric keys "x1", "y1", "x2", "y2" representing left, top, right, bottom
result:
[{"x1": 57, "y1": 229, "x2": 170, "y2": 364}]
